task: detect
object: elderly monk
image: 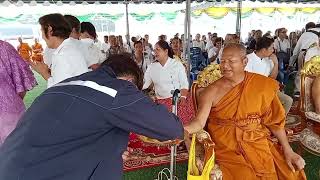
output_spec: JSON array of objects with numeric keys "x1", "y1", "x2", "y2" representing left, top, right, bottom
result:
[
  {"x1": 184, "y1": 43, "x2": 306, "y2": 180},
  {"x1": 31, "y1": 38, "x2": 43, "y2": 62},
  {"x1": 17, "y1": 37, "x2": 32, "y2": 61}
]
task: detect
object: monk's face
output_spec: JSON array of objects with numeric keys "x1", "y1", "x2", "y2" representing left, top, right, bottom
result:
[{"x1": 220, "y1": 47, "x2": 247, "y2": 79}]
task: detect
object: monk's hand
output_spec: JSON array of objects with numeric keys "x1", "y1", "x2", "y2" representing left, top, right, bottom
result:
[
  {"x1": 195, "y1": 156, "x2": 204, "y2": 172},
  {"x1": 29, "y1": 61, "x2": 50, "y2": 80},
  {"x1": 180, "y1": 96, "x2": 187, "y2": 105},
  {"x1": 284, "y1": 149, "x2": 305, "y2": 172},
  {"x1": 122, "y1": 147, "x2": 133, "y2": 161}
]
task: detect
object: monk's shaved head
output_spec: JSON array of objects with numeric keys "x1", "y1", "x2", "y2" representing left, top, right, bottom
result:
[
  {"x1": 220, "y1": 43, "x2": 248, "y2": 79},
  {"x1": 223, "y1": 43, "x2": 247, "y2": 57}
]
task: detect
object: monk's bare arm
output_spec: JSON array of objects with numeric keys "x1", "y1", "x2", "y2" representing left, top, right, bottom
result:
[
  {"x1": 184, "y1": 85, "x2": 215, "y2": 134},
  {"x1": 270, "y1": 128, "x2": 305, "y2": 171},
  {"x1": 269, "y1": 128, "x2": 292, "y2": 153}
]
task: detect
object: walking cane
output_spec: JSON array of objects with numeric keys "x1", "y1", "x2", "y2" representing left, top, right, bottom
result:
[
  {"x1": 170, "y1": 89, "x2": 180, "y2": 180},
  {"x1": 156, "y1": 89, "x2": 181, "y2": 180}
]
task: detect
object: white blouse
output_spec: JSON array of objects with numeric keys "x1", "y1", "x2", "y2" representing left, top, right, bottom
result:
[
  {"x1": 245, "y1": 52, "x2": 274, "y2": 77},
  {"x1": 143, "y1": 57, "x2": 189, "y2": 99},
  {"x1": 80, "y1": 38, "x2": 106, "y2": 67}
]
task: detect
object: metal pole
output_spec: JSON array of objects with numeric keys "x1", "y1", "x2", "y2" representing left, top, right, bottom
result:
[
  {"x1": 236, "y1": 0, "x2": 242, "y2": 37},
  {"x1": 185, "y1": 0, "x2": 191, "y2": 83},
  {"x1": 125, "y1": 2, "x2": 130, "y2": 46}
]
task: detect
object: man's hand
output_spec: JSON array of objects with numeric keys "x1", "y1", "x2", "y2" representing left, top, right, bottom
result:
[
  {"x1": 284, "y1": 149, "x2": 305, "y2": 172},
  {"x1": 29, "y1": 60, "x2": 50, "y2": 80},
  {"x1": 269, "y1": 54, "x2": 279, "y2": 66}
]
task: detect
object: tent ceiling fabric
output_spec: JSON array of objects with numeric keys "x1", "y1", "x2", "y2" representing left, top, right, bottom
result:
[{"x1": 4, "y1": 0, "x2": 320, "y2": 4}]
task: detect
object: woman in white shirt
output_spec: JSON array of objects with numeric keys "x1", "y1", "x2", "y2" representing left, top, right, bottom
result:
[
  {"x1": 143, "y1": 40, "x2": 194, "y2": 124},
  {"x1": 80, "y1": 22, "x2": 105, "y2": 70}
]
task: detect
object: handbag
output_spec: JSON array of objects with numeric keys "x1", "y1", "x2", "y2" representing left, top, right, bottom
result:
[{"x1": 187, "y1": 134, "x2": 215, "y2": 180}]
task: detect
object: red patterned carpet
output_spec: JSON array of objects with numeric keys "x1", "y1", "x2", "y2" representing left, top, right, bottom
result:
[{"x1": 123, "y1": 133, "x2": 188, "y2": 171}]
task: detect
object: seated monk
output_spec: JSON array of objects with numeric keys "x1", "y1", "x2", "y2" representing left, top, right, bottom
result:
[
  {"x1": 17, "y1": 37, "x2": 32, "y2": 61},
  {"x1": 184, "y1": 43, "x2": 306, "y2": 180},
  {"x1": 31, "y1": 38, "x2": 43, "y2": 62}
]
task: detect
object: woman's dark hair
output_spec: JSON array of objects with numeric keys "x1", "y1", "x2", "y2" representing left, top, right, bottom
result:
[
  {"x1": 134, "y1": 40, "x2": 142, "y2": 47},
  {"x1": 80, "y1": 22, "x2": 97, "y2": 40},
  {"x1": 102, "y1": 53, "x2": 143, "y2": 90},
  {"x1": 156, "y1": 40, "x2": 174, "y2": 58},
  {"x1": 256, "y1": 36, "x2": 274, "y2": 51},
  {"x1": 63, "y1": 15, "x2": 80, "y2": 33},
  {"x1": 38, "y1": 13, "x2": 71, "y2": 39},
  {"x1": 305, "y1": 22, "x2": 316, "y2": 30},
  {"x1": 214, "y1": 37, "x2": 224, "y2": 46},
  {"x1": 170, "y1": 37, "x2": 182, "y2": 45}
]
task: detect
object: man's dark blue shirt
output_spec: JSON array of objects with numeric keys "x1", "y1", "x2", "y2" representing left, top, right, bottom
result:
[{"x1": 0, "y1": 66, "x2": 184, "y2": 180}]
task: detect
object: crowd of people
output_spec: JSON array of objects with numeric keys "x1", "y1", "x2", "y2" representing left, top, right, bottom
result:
[{"x1": 0, "y1": 12, "x2": 320, "y2": 180}]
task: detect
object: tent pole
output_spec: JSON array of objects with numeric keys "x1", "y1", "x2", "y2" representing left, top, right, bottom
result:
[
  {"x1": 185, "y1": 0, "x2": 191, "y2": 82},
  {"x1": 236, "y1": 0, "x2": 242, "y2": 37},
  {"x1": 125, "y1": 2, "x2": 130, "y2": 46}
]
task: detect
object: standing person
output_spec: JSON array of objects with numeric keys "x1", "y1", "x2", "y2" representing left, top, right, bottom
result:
[
  {"x1": 43, "y1": 14, "x2": 82, "y2": 68},
  {"x1": 17, "y1": 37, "x2": 32, "y2": 61},
  {"x1": 30, "y1": 13, "x2": 88, "y2": 88},
  {"x1": 289, "y1": 32, "x2": 298, "y2": 55},
  {"x1": 193, "y1": 33, "x2": 205, "y2": 52},
  {"x1": 290, "y1": 23, "x2": 320, "y2": 95},
  {"x1": 101, "y1": 35, "x2": 110, "y2": 58},
  {"x1": 184, "y1": 43, "x2": 306, "y2": 180},
  {"x1": 0, "y1": 40, "x2": 37, "y2": 145},
  {"x1": 0, "y1": 54, "x2": 184, "y2": 180},
  {"x1": 133, "y1": 41, "x2": 149, "y2": 73},
  {"x1": 144, "y1": 34, "x2": 153, "y2": 51},
  {"x1": 31, "y1": 38, "x2": 43, "y2": 62},
  {"x1": 80, "y1": 22, "x2": 105, "y2": 70},
  {"x1": 247, "y1": 30, "x2": 262, "y2": 52}
]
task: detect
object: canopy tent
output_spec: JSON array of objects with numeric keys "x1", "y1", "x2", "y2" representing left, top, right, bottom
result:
[
  {"x1": 2, "y1": 0, "x2": 320, "y2": 5},
  {"x1": 2, "y1": 0, "x2": 319, "y2": 83}
]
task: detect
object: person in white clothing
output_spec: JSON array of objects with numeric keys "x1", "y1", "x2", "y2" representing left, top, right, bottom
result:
[
  {"x1": 80, "y1": 22, "x2": 105, "y2": 70},
  {"x1": 143, "y1": 40, "x2": 193, "y2": 124},
  {"x1": 205, "y1": 34, "x2": 217, "y2": 52},
  {"x1": 245, "y1": 36, "x2": 293, "y2": 116},
  {"x1": 274, "y1": 28, "x2": 290, "y2": 54},
  {"x1": 30, "y1": 13, "x2": 88, "y2": 88},
  {"x1": 290, "y1": 23, "x2": 319, "y2": 67},
  {"x1": 192, "y1": 34, "x2": 205, "y2": 52},
  {"x1": 208, "y1": 37, "x2": 223, "y2": 63},
  {"x1": 43, "y1": 14, "x2": 82, "y2": 68},
  {"x1": 304, "y1": 46, "x2": 320, "y2": 116},
  {"x1": 290, "y1": 24, "x2": 320, "y2": 94}
]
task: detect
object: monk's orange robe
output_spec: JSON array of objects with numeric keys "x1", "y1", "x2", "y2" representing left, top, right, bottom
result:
[
  {"x1": 18, "y1": 43, "x2": 32, "y2": 61},
  {"x1": 207, "y1": 72, "x2": 306, "y2": 180},
  {"x1": 31, "y1": 43, "x2": 43, "y2": 62}
]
